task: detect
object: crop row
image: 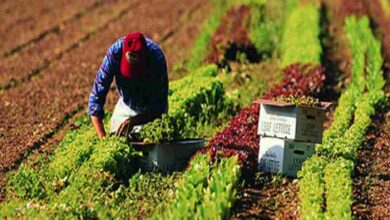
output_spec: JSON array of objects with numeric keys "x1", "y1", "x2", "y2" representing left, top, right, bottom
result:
[
  {"x1": 206, "y1": 0, "x2": 290, "y2": 66},
  {"x1": 155, "y1": 154, "x2": 240, "y2": 219},
  {"x1": 1, "y1": 1, "x2": 321, "y2": 219},
  {"x1": 198, "y1": 0, "x2": 323, "y2": 173},
  {"x1": 2, "y1": 130, "x2": 135, "y2": 218},
  {"x1": 0, "y1": 0, "x2": 101, "y2": 56},
  {"x1": 140, "y1": 64, "x2": 234, "y2": 142},
  {"x1": 145, "y1": 1, "x2": 299, "y2": 218},
  {"x1": 188, "y1": 0, "x2": 294, "y2": 70},
  {"x1": 281, "y1": 2, "x2": 321, "y2": 66},
  {"x1": 0, "y1": 0, "x2": 253, "y2": 218},
  {"x1": 144, "y1": 0, "x2": 305, "y2": 218},
  {"x1": 298, "y1": 16, "x2": 387, "y2": 220},
  {"x1": 0, "y1": 63, "x2": 234, "y2": 218},
  {"x1": 170, "y1": 2, "x2": 325, "y2": 218}
]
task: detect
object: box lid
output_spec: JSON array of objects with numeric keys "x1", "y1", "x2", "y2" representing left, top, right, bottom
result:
[{"x1": 254, "y1": 99, "x2": 332, "y2": 110}]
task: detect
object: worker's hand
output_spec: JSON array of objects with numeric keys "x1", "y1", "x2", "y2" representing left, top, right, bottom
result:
[{"x1": 115, "y1": 118, "x2": 134, "y2": 137}]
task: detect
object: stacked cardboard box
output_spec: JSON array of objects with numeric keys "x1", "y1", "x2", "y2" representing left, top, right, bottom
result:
[{"x1": 256, "y1": 99, "x2": 331, "y2": 177}]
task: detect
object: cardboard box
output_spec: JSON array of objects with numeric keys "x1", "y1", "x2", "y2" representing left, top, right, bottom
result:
[
  {"x1": 257, "y1": 137, "x2": 315, "y2": 177},
  {"x1": 256, "y1": 99, "x2": 331, "y2": 143},
  {"x1": 131, "y1": 139, "x2": 205, "y2": 174}
]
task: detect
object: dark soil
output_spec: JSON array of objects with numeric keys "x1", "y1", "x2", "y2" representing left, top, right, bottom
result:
[
  {"x1": 352, "y1": 97, "x2": 390, "y2": 219},
  {"x1": 0, "y1": 0, "x2": 101, "y2": 56},
  {"x1": 0, "y1": 0, "x2": 208, "y2": 176},
  {"x1": 0, "y1": 0, "x2": 139, "y2": 90},
  {"x1": 232, "y1": 175, "x2": 299, "y2": 220},
  {"x1": 207, "y1": 5, "x2": 259, "y2": 67}
]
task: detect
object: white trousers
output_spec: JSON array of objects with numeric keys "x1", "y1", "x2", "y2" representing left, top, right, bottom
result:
[{"x1": 110, "y1": 99, "x2": 143, "y2": 134}]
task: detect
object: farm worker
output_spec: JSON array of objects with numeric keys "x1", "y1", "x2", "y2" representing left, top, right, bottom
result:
[{"x1": 88, "y1": 32, "x2": 168, "y2": 138}]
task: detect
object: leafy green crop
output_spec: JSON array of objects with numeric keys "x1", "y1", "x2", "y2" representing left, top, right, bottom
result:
[
  {"x1": 324, "y1": 158, "x2": 354, "y2": 220},
  {"x1": 1, "y1": 123, "x2": 139, "y2": 219},
  {"x1": 274, "y1": 95, "x2": 321, "y2": 107},
  {"x1": 154, "y1": 154, "x2": 240, "y2": 220},
  {"x1": 5, "y1": 116, "x2": 97, "y2": 202},
  {"x1": 249, "y1": 0, "x2": 297, "y2": 57},
  {"x1": 298, "y1": 16, "x2": 386, "y2": 220},
  {"x1": 140, "y1": 65, "x2": 234, "y2": 142},
  {"x1": 140, "y1": 114, "x2": 200, "y2": 143},
  {"x1": 154, "y1": 154, "x2": 211, "y2": 219},
  {"x1": 281, "y1": 3, "x2": 322, "y2": 67},
  {"x1": 298, "y1": 156, "x2": 328, "y2": 220},
  {"x1": 317, "y1": 16, "x2": 386, "y2": 158},
  {"x1": 195, "y1": 156, "x2": 240, "y2": 219},
  {"x1": 107, "y1": 172, "x2": 181, "y2": 218}
]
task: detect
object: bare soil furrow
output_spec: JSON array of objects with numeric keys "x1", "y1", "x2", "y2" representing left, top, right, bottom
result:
[
  {"x1": 0, "y1": 0, "x2": 142, "y2": 90},
  {"x1": 0, "y1": 0, "x2": 206, "y2": 174},
  {"x1": 353, "y1": 91, "x2": 390, "y2": 219},
  {"x1": 0, "y1": 0, "x2": 101, "y2": 57}
]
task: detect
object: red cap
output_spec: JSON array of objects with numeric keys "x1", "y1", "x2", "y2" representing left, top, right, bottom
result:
[{"x1": 120, "y1": 32, "x2": 147, "y2": 79}]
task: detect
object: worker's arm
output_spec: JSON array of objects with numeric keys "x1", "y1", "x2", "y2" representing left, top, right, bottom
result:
[
  {"x1": 91, "y1": 115, "x2": 106, "y2": 138},
  {"x1": 88, "y1": 37, "x2": 123, "y2": 138}
]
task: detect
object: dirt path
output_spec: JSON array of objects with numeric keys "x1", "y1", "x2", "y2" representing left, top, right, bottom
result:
[
  {"x1": 0, "y1": 0, "x2": 141, "y2": 90},
  {"x1": 352, "y1": 88, "x2": 390, "y2": 219},
  {"x1": 0, "y1": 0, "x2": 208, "y2": 174},
  {"x1": 0, "y1": 0, "x2": 101, "y2": 56}
]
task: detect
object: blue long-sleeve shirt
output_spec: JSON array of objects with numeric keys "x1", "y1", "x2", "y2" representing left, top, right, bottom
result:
[{"x1": 88, "y1": 37, "x2": 168, "y2": 118}]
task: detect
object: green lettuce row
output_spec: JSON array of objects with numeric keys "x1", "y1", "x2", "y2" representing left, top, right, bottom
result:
[
  {"x1": 101, "y1": 172, "x2": 181, "y2": 219},
  {"x1": 5, "y1": 116, "x2": 97, "y2": 201},
  {"x1": 154, "y1": 154, "x2": 211, "y2": 219},
  {"x1": 249, "y1": 0, "x2": 298, "y2": 57},
  {"x1": 168, "y1": 65, "x2": 226, "y2": 119},
  {"x1": 281, "y1": 3, "x2": 322, "y2": 67},
  {"x1": 1, "y1": 136, "x2": 137, "y2": 219},
  {"x1": 42, "y1": 136, "x2": 136, "y2": 218},
  {"x1": 317, "y1": 16, "x2": 386, "y2": 158},
  {"x1": 317, "y1": 86, "x2": 358, "y2": 153},
  {"x1": 298, "y1": 156, "x2": 329, "y2": 220},
  {"x1": 344, "y1": 16, "x2": 369, "y2": 92},
  {"x1": 324, "y1": 158, "x2": 354, "y2": 220},
  {"x1": 141, "y1": 65, "x2": 234, "y2": 142},
  {"x1": 332, "y1": 92, "x2": 380, "y2": 159},
  {"x1": 195, "y1": 156, "x2": 240, "y2": 220},
  {"x1": 299, "y1": 16, "x2": 386, "y2": 220},
  {"x1": 189, "y1": 0, "x2": 294, "y2": 70}
]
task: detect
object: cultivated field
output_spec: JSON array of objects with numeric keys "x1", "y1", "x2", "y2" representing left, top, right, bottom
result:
[{"x1": 0, "y1": 0, "x2": 389, "y2": 219}]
